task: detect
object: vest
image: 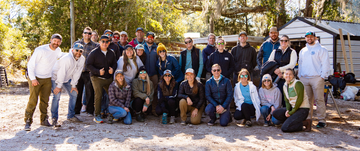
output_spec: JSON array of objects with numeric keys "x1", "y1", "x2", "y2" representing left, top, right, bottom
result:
[
  {"x1": 274, "y1": 47, "x2": 293, "y2": 67},
  {"x1": 181, "y1": 46, "x2": 200, "y2": 75}
]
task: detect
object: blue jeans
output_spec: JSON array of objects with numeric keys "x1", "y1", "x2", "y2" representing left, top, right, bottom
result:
[
  {"x1": 108, "y1": 106, "x2": 132, "y2": 125},
  {"x1": 260, "y1": 106, "x2": 281, "y2": 125},
  {"x1": 51, "y1": 80, "x2": 77, "y2": 119},
  {"x1": 205, "y1": 103, "x2": 231, "y2": 126}
]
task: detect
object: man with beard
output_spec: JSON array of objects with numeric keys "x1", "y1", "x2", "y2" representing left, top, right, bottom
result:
[
  {"x1": 118, "y1": 31, "x2": 129, "y2": 56},
  {"x1": 298, "y1": 31, "x2": 330, "y2": 128},
  {"x1": 104, "y1": 29, "x2": 121, "y2": 60},
  {"x1": 50, "y1": 43, "x2": 85, "y2": 127},
  {"x1": 129, "y1": 27, "x2": 146, "y2": 47},
  {"x1": 24, "y1": 34, "x2": 64, "y2": 131},
  {"x1": 202, "y1": 33, "x2": 216, "y2": 80},
  {"x1": 257, "y1": 27, "x2": 280, "y2": 69},
  {"x1": 143, "y1": 32, "x2": 159, "y2": 115},
  {"x1": 73, "y1": 27, "x2": 98, "y2": 116}
]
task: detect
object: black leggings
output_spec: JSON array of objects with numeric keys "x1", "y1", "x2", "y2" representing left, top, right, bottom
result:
[
  {"x1": 132, "y1": 97, "x2": 149, "y2": 113},
  {"x1": 155, "y1": 98, "x2": 177, "y2": 116},
  {"x1": 233, "y1": 103, "x2": 255, "y2": 121},
  {"x1": 273, "y1": 107, "x2": 309, "y2": 132}
]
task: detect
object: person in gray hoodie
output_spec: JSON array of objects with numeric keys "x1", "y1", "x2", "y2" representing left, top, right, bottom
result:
[{"x1": 259, "y1": 74, "x2": 282, "y2": 126}]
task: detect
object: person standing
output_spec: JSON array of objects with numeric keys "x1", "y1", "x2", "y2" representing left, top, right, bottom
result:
[
  {"x1": 206, "y1": 36, "x2": 235, "y2": 79},
  {"x1": 73, "y1": 27, "x2": 98, "y2": 116},
  {"x1": 257, "y1": 27, "x2": 280, "y2": 69},
  {"x1": 50, "y1": 43, "x2": 85, "y2": 126},
  {"x1": 205, "y1": 64, "x2": 233, "y2": 126},
  {"x1": 91, "y1": 31, "x2": 99, "y2": 43},
  {"x1": 202, "y1": 33, "x2": 216, "y2": 80},
  {"x1": 298, "y1": 31, "x2": 330, "y2": 128},
  {"x1": 118, "y1": 31, "x2": 129, "y2": 56},
  {"x1": 179, "y1": 37, "x2": 204, "y2": 82},
  {"x1": 104, "y1": 29, "x2": 121, "y2": 60},
  {"x1": 86, "y1": 35, "x2": 118, "y2": 123},
  {"x1": 231, "y1": 32, "x2": 257, "y2": 83},
  {"x1": 157, "y1": 43, "x2": 184, "y2": 83},
  {"x1": 24, "y1": 34, "x2": 64, "y2": 131},
  {"x1": 135, "y1": 44, "x2": 146, "y2": 64},
  {"x1": 129, "y1": 27, "x2": 146, "y2": 47}
]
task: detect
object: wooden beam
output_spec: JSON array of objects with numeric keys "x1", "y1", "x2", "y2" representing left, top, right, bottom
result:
[
  {"x1": 347, "y1": 33, "x2": 354, "y2": 73},
  {"x1": 339, "y1": 29, "x2": 349, "y2": 73}
]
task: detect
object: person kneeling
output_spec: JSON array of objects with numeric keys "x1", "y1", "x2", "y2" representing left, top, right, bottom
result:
[
  {"x1": 156, "y1": 70, "x2": 179, "y2": 124},
  {"x1": 205, "y1": 64, "x2": 233, "y2": 126},
  {"x1": 132, "y1": 66, "x2": 154, "y2": 122},
  {"x1": 108, "y1": 70, "x2": 132, "y2": 124},
  {"x1": 272, "y1": 69, "x2": 311, "y2": 132},
  {"x1": 178, "y1": 68, "x2": 205, "y2": 125},
  {"x1": 233, "y1": 68, "x2": 261, "y2": 127}
]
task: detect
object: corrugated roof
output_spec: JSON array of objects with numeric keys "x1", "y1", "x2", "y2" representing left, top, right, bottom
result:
[{"x1": 302, "y1": 17, "x2": 360, "y2": 36}]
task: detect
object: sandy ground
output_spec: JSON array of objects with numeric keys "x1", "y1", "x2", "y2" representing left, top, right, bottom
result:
[{"x1": 0, "y1": 82, "x2": 360, "y2": 150}]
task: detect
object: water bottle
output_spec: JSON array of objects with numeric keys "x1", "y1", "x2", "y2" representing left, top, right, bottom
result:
[{"x1": 162, "y1": 113, "x2": 168, "y2": 124}]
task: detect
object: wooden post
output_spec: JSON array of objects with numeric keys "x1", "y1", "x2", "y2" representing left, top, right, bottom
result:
[
  {"x1": 347, "y1": 33, "x2": 354, "y2": 73},
  {"x1": 339, "y1": 29, "x2": 349, "y2": 73},
  {"x1": 70, "y1": 0, "x2": 75, "y2": 46}
]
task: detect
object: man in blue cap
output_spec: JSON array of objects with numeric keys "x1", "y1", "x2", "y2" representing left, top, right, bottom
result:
[
  {"x1": 50, "y1": 43, "x2": 86, "y2": 127},
  {"x1": 129, "y1": 27, "x2": 146, "y2": 47},
  {"x1": 104, "y1": 29, "x2": 121, "y2": 60}
]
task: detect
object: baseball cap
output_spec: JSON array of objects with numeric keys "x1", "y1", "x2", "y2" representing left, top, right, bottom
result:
[
  {"x1": 120, "y1": 31, "x2": 128, "y2": 36},
  {"x1": 136, "y1": 27, "x2": 144, "y2": 32},
  {"x1": 269, "y1": 27, "x2": 278, "y2": 33},
  {"x1": 185, "y1": 68, "x2": 194, "y2": 74},
  {"x1": 239, "y1": 31, "x2": 247, "y2": 37},
  {"x1": 139, "y1": 66, "x2": 146, "y2": 71},
  {"x1": 103, "y1": 29, "x2": 113, "y2": 35},
  {"x1": 146, "y1": 32, "x2": 155, "y2": 37},
  {"x1": 305, "y1": 31, "x2": 316, "y2": 37},
  {"x1": 135, "y1": 44, "x2": 144, "y2": 50},
  {"x1": 73, "y1": 43, "x2": 84, "y2": 50},
  {"x1": 113, "y1": 31, "x2": 120, "y2": 36},
  {"x1": 51, "y1": 33, "x2": 62, "y2": 41},
  {"x1": 99, "y1": 35, "x2": 110, "y2": 40},
  {"x1": 262, "y1": 74, "x2": 272, "y2": 82},
  {"x1": 124, "y1": 44, "x2": 133, "y2": 50},
  {"x1": 163, "y1": 70, "x2": 172, "y2": 75}
]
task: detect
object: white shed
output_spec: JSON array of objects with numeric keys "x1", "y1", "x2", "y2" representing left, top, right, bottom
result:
[{"x1": 275, "y1": 17, "x2": 360, "y2": 78}]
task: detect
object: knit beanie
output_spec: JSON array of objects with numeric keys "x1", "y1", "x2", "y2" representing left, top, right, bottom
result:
[{"x1": 157, "y1": 43, "x2": 167, "y2": 55}]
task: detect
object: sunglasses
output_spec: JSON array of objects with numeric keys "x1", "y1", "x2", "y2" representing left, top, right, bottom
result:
[
  {"x1": 147, "y1": 36, "x2": 154, "y2": 39},
  {"x1": 159, "y1": 50, "x2": 166, "y2": 53},
  {"x1": 75, "y1": 49, "x2": 83, "y2": 53},
  {"x1": 140, "y1": 71, "x2": 147, "y2": 74},
  {"x1": 184, "y1": 40, "x2": 192, "y2": 44},
  {"x1": 212, "y1": 69, "x2": 220, "y2": 72},
  {"x1": 164, "y1": 74, "x2": 172, "y2": 77},
  {"x1": 113, "y1": 36, "x2": 120, "y2": 40},
  {"x1": 83, "y1": 32, "x2": 92, "y2": 35},
  {"x1": 263, "y1": 79, "x2": 271, "y2": 82},
  {"x1": 280, "y1": 40, "x2": 288, "y2": 42},
  {"x1": 105, "y1": 34, "x2": 113, "y2": 37},
  {"x1": 217, "y1": 43, "x2": 224, "y2": 45},
  {"x1": 101, "y1": 40, "x2": 110, "y2": 43},
  {"x1": 240, "y1": 75, "x2": 248, "y2": 78}
]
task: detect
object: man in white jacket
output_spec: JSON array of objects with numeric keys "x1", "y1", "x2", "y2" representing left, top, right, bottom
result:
[
  {"x1": 25, "y1": 34, "x2": 64, "y2": 131},
  {"x1": 298, "y1": 31, "x2": 330, "y2": 128},
  {"x1": 50, "y1": 43, "x2": 85, "y2": 127}
]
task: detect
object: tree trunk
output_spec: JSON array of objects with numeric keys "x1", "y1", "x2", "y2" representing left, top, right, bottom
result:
[
  {"x1": 304, "y1": 0, "x2": 313, "y2": 17},
  {"x1": 276, "y1": 0, "x2": 286, "y2": 28},
  {"x1": 209, "y1": 14, "x2": 214, "y2": 34}
]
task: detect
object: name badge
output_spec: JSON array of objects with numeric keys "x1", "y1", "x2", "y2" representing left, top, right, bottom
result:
[{"x1": 224, "y1": 57, "x2": 229, "y2": 60}]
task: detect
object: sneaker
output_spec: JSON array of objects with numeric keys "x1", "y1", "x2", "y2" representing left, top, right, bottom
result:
[
  {"x1": 303, "y1": 119, "x2": 312, "y2": 132},
  {"x1": 169, "y1": 116, "x2": 175, "y2": 124},
  {"x1": 113, "y1": 118, "x2": 119, "y2": 122},
  {"x1": 208, "y1": 120, "x2": 215, "y2": 126},
  {"x1": 68, "y1": 116, "x2": 82, "y2": 122},
  {"x1": 94, "y1": 115, "x2": 103, "y2": 123},
  {"x1": 107, "y1": 115, "x2": 114, "y2": 124},
  {"x1": 52, "y1": 118, "x2": 61, "y2": 127},
  {"x1": 263, "y1": 123, "x2": 269, "y2": 127},
  {"x1": 81, "y1": 105, "x2": 86, "y2": 113},
  {"x1": 180, "y1": 121, "x2": 186, "y2": 125},
  {"x1": 316, "y1": 122, "x2": 326, "y2": 128},
  {"x1": 24, "y1": 119, "x2": 31, "y2": 131},
  {"x1": 41, "y1": 119, "x2": 53, "y2": 127},
  {"x1": 245, "y1": 120, "x2": 252, "y2": 127}
]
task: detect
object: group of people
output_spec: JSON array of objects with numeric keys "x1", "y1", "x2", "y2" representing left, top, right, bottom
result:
[{"x1": 24, "y1": 26, "x2": 330, "y2": 133}]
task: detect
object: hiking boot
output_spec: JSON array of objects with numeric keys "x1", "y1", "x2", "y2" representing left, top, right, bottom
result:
[
  {"x1": 208, "y1": 119, "x2": 215, "y2": 126},
  {"x1": 180, "y1": 121, "x2": 186, "y2": 125},
  {"x1": 41, "y1": 119, "x2": 52, "y2": 127},
  {"x1": 68, "y1": 116, "x2": 82, "y2": 122},
  {"x1": 94, "y1": 115, "x2": 103, "y2": 123},
  {"x1": 113, "y1": 118, "x2": 119, "y2": 122},
  {"x1": 263, "y1": 123, "x2": 269, "y2": 127},
  {"x1": 316, "y1": 122, "x2": 326, "y2": 128},
  {"x1": 136, "y1": 112, "x2": 144, "y2": 122},
  {"x1": 52, "y1": 118, "x2": 61, "y2": 127},
  {"x1": 245, "y1": 120, "x2": 252, "y2": 127},
  {"x1": 81, "y1": 105, "x2": 86, "y2": 113},
  {"x1": 169, "y1": 116, "x2": 175, "y2": 124},
  {"x1": 24, "y1": 119, "x2": 31, "y2": 131},
  {"x1": 101, "y1": 112, "x2": 107, "y2": 119},
  {"x1": 303, "y1": 119, "x2": 312, "y2": 132},
  {"x1": 107, "y1": 115, "x2": 114, "y2": 124}
]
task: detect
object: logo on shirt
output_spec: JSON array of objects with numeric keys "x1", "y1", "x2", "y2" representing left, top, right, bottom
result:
[
  {"x1": 311, "y1": 51, "x2": 315, "y2": 55},
  {"x1": 224, "y1": 57, "x2": 229, "y2": 60}
]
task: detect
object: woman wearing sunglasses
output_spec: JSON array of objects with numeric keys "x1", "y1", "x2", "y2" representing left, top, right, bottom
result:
[
  {"x1": 132, "y1": 66, "x2": 154, "y2": 122},
  {"x1": 267, "y1": 35, "x2": 297, "y2": 105},
  {"x1": 259, "y1": 74, "x2": 282, "y2": 126},
  {"x1": 156, "y1": 70, "x2": 179, "y2": 124},
  {"x1": 117, "y1": 44, "x2": 144, "y2": 86},
  {"x1": 156, "y1": 43, "x2": 184, "y2": 83},
  {"x1": 272, "y1": 68, "x2": 311, "y2": 132},
  {"x1": 233, "y1": 68, "x2": 261, "y2": 127},
  {"x1": 206, "y1": 36, "x2": 235, "y2": 79}
]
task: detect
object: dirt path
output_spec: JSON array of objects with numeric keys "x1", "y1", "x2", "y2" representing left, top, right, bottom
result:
[{"x1": 0, "y1": 86, "x2": 359, "y2": 151}]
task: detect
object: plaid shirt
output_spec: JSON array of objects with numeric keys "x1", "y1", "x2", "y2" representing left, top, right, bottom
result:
[{"x1": 108, "y1": 81, "x2": 132, "y2": 108}]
